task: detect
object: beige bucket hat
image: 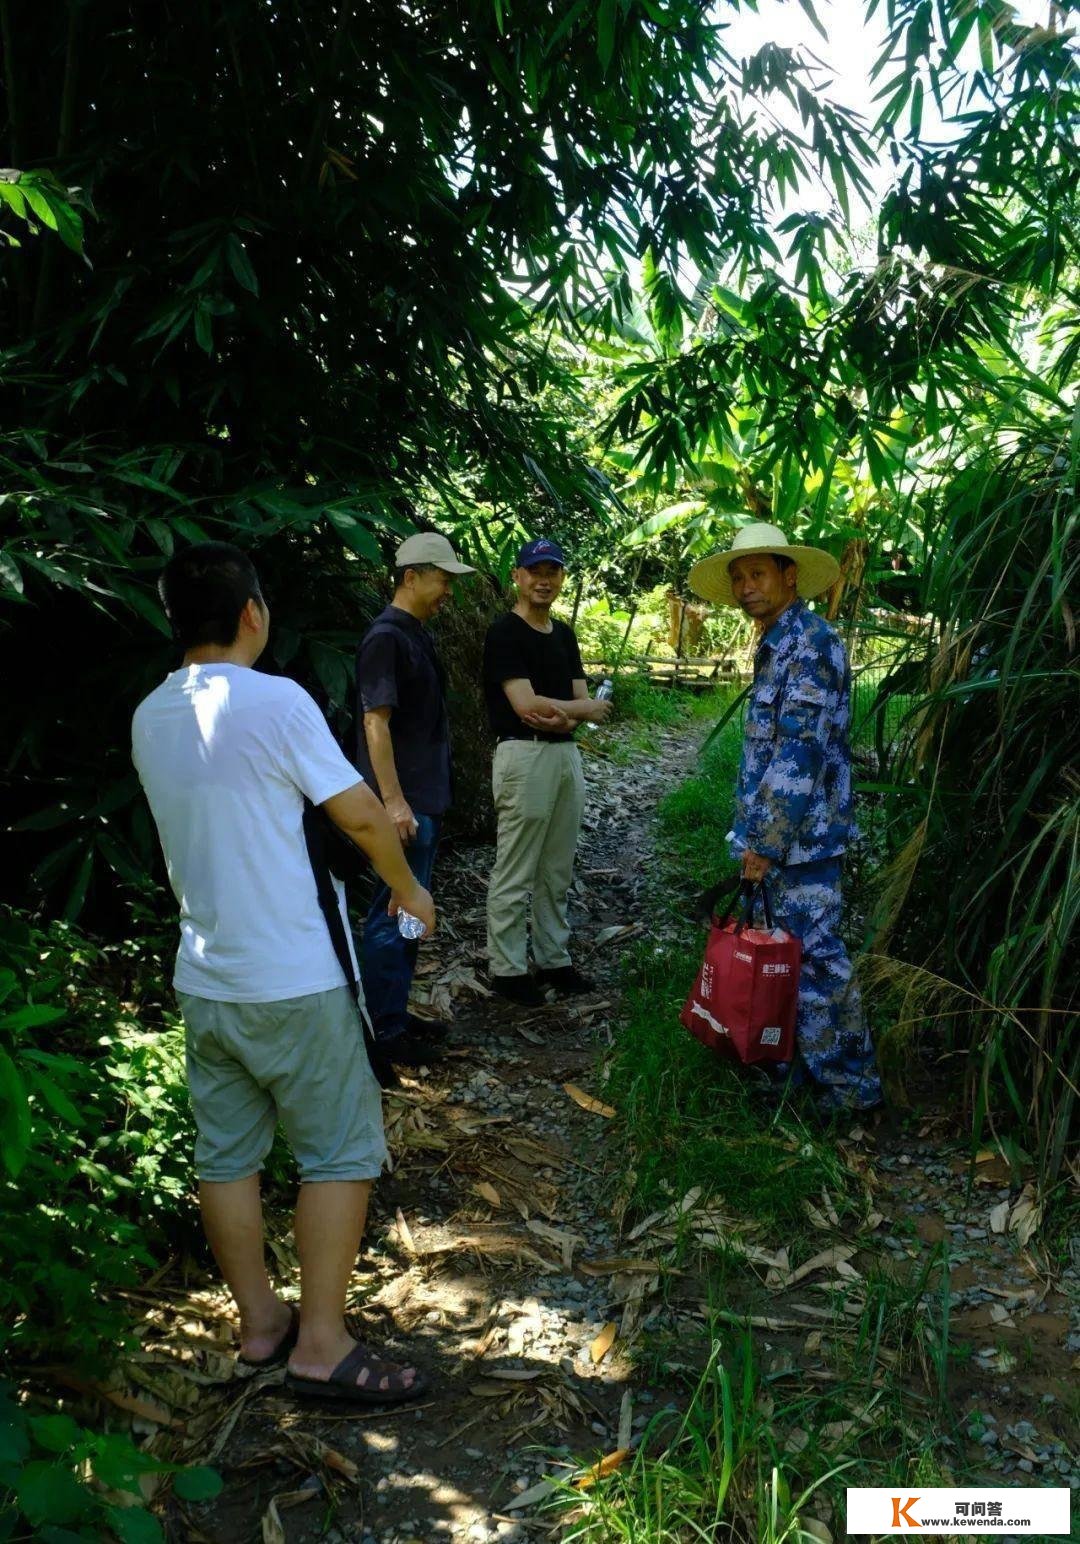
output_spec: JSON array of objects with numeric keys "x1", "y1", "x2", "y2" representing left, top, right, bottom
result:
[
  {"x1": 395, "y1": 532, "x2": 475, "y2": 574},
  {"x1": 688, "y1": 521, "x2": 840, "y2": 607}
]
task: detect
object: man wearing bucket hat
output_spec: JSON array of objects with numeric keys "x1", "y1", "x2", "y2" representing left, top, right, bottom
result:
[
  {"x1": 689, "y1": 522, "x2": 882, "y2": 1112},
  {"x1": 355, "y1": 532, "x2": 474, "y2": 1073}
]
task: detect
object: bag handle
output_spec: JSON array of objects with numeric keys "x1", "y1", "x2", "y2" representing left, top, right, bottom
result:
[
  {"x1": 692, "y1": 875, "x2": 745, "y2": 924},
  {"x1": 738, "y1": 877, "x2": 774, "y2": 931}
]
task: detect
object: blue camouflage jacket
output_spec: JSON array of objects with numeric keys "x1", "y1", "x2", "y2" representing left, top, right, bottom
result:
[{"x1": 732, "y1": 599, "x2": 854, "y2": 866}]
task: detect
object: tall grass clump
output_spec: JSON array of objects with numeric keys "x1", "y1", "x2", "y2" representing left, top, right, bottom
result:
[
  {"x1": 613, "y1": 670, "x2": 693, "y2": 727},
  {"x1": 554, "y1": 1339, "x2": 845, "y2": 1544},
  {"x1": 553, "y1": 1329, "x2": 955, "y2": 1544},
  {"x1": 866, "y1": 415, "x2": 1078, "y2": 1189},
  {"x1": 609, "y1": 938, "x2": 855, "y2": 1229}
]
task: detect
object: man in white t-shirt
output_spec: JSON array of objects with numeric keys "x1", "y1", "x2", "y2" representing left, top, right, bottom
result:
[{"x1": 132, "y1": 542, "x2": 434, "y2": 1405}]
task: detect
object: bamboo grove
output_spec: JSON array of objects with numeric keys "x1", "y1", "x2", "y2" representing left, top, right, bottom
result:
[{"x1": 1, "y1": 2, "x2": 1077, "y2": 1200}]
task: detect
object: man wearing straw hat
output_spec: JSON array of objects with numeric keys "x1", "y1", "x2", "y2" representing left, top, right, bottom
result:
[{"x1": 689, "y1": 522, "x2": 882, "y2": 1112}]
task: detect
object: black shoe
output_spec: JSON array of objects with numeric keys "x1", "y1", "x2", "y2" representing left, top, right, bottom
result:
[
  {"x1": 386, "y1": 1028, "x2": 446, "y2": 1067},
  {"x1": 367, "y1": 1044, "x2": 400, "y2": 1089},
  {"x1": 535, "y1": 964, "x2": 594, "y2": 997},
  {"x1": 406, "y1": 1011, "x2": 450, "y2": 1039},
  {"x1": 490, "y1": 973, "x2": 546, "y2": 1008}
]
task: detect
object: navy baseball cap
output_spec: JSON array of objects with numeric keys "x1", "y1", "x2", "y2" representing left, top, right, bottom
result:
[{"x1": 516, "y1": 537, "x2": 566, "y2": 569}]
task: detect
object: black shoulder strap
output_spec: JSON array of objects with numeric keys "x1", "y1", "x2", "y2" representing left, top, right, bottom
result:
[{"x1": 302, "y1": 800, "x2": 377, "y2": 1057}]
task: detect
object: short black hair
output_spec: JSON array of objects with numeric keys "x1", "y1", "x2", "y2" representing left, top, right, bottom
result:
[
  {"x1": 159, "y1": 542, "x2": 263, "y2": 649},
  {"x1": 393, "y1": 562, "x2": 437, "y2": 588}
]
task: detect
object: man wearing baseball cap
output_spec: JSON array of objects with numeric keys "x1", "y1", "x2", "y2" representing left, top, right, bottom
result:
[
  {"x1": 689, "y1": 522, "x2": 882, "y2": 1112},
  {"x1": 481, "y1": 538, "x2": 612, "y2": 1006},
  {"x1": 355, "y1": 532, "x2": 474, "y2": 1073}
]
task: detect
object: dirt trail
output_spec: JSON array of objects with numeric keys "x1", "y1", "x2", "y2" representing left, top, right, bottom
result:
[
  {"x1": 163, "y1": 729, "x2": 696, "y2": 1542},
  {"x1": 113, "y1": 725, "x2": 1076, "y2": 1541}
]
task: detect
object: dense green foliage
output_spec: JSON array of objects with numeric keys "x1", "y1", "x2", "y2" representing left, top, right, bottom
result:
[
  {"x1": 0, "y1": 21, "x2": 1077, "y2": 1534},
  {"x1": 0, "y1": 0, "x2": 886, "y2": 912},
  {"x1": 0, "y1": 7, "x2": 1075, "y2": 1539},
  {"x1": 0, "y1": 1379, "x2": 221, "y2": 1543},
  {"x1": 866, "y1": 410, "x2": 1079, "y2": 1184},
  {"x1": 0, "y1": 907, "x2": 194, "y2": 1367}
]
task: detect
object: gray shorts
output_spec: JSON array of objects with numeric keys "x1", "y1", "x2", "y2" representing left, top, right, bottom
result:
[{"x1": 177, "y1": 986, "x2": 388, "y2": 1184}]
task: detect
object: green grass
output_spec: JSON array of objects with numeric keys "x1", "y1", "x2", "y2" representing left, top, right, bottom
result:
[
  {"x1": 655, "y1": 702, "x2": 744, "y2": 881},
  {"x1": 552, "y1": 1322, "x2": 961, "y2": 1544},
  {"x1": 576, "y1": 683, "x2": 1058, "y2": 1543},
  {"x1": 614, "y1": 672, "x2": 700, "y2": 727},
  {"x1": 608, "y1": 937, "x2": 857, "y2": 1230},
  {"x1": 599, "y1": 675, "x2": 742, "y2": 766},
  {"x1": 607, "y1": 692, "x2": 863, "y2": 1232},
  {"x1": 551, "y1": 1282, "x2": 1049, "y2": 1543}
]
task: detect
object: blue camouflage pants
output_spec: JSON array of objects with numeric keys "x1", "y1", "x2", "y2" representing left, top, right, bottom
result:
[{"x1": 765, "y1": 858, "x2": 882, "y2": 1111}]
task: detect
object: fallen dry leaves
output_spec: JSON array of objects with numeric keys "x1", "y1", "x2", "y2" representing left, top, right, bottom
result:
[
  {"x1": 990, "y1": 1183, "x2": 1043, "y2": 1246},
  {"x1": 563, "y1": 1082, "x2": 616, "y2": 1118},
  {"x1": 589, "y1": 1322, "x2": 618, "y2": 1364},
  {"x1": 574, "y1": 1448, "x2": 632, "y2": 1489}
]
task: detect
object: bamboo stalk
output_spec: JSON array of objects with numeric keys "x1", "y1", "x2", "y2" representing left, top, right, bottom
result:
[
  {"x1": 306, "y1": 0, "x2": 351, "y2": 175},
  {"x1": 32, "y1": 0, "x2": 80, "y2": 330}
]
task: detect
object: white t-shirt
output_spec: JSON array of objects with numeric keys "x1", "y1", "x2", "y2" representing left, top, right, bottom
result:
[{"x1": 132, "y1": 663, "x2": 363, "y2": 1003}]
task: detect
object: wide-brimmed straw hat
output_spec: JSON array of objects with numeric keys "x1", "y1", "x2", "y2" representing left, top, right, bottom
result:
[{"x1": 688, "y1": 521, "x2": 840, "y2": 607}]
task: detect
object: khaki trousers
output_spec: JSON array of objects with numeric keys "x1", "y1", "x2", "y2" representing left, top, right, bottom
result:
[{"x1": 486, "y1": 739, "x2": 586, "y2": 976}]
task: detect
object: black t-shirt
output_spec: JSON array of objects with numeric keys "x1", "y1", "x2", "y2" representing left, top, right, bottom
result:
[
  {"x1": 482, "y1": 613, "x2": 585, "y2": 741},
  {"x1": 355, "y1": 606, "x2": 451, "y2": 815}
]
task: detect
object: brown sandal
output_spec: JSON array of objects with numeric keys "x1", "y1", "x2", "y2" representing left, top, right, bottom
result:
[{"x1": 284, "y1": 1340, "x2": 428, "y2": 1405}]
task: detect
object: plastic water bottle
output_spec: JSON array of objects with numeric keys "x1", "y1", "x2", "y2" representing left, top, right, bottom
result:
[
  {"x1": 582, "y1": 678, "x2": 614, "y2": 732},
  {"x1": 397, "y1": 909, "x2": 427, "y2": 940}
]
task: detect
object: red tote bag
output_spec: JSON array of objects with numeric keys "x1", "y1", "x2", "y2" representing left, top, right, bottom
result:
[{"x1": 681, "y1": 879, "x2": 801, "y2": 1065}]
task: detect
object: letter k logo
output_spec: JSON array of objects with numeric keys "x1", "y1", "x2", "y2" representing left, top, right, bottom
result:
[{"x1": 891, "y1": 1496, "x2": 921, "y2": 1528}]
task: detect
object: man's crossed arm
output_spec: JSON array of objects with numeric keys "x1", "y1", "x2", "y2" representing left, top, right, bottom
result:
[{"x1": 501, "y1": 678, "x2": 613, "y2": 732}]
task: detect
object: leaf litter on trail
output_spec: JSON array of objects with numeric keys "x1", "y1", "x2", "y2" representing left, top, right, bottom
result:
[
  {"x1": 563, "y1": 1082, "x2": 616, "y2": 1118},
  {"x1": 442, "y1": 1361, "x2": 598, "y2": 1451},
  {"x1": 575, "y1": 1448, "x2": 632, "y2": 1489},
  {"x1": 589, "y1": 1322, "x2": 617, "y2": 1364},
  {"x1": 526, "y1": 1218, "x2": 585, "y2": 1269},
  {"x1": 988, "y1": 1185, "x2": 1044, "y2": 1247},
  {"x1": 261, "y1": 1486, "x2": 319, "y2": 1544}
]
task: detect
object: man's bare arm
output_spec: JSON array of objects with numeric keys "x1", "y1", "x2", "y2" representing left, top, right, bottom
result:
[
  {"x1": 502, "y1": 678, "x2": 610, "y2": 726},
  {"x1": 322, "y1": 780, "x2": 435, "y2": 934},
  {"x1": 570, "y1": 677, "x2": 612, "y2": 723},
  {"x1": 363, "y1": 707, "x2": 418, "y2": 843}
]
